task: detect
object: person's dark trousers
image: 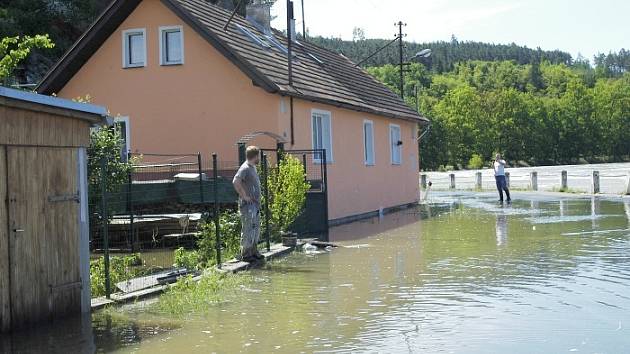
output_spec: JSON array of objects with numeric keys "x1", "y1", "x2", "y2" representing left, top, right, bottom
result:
[{"x1": 495, "y1": 175, "x2": 511, "y2": 202}]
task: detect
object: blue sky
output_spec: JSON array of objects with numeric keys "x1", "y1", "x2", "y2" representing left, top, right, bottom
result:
[{"x1": 271, "y1": 0, "x2": 630, "y2": 62}]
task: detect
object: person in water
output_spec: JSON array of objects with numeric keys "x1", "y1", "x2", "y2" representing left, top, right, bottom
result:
[
  {"x1": 493, "y1": 153, "x2": 511, "y2": 203},
  {"x1": 232, "y1": 146, "x2": 264, "y2": 263}
]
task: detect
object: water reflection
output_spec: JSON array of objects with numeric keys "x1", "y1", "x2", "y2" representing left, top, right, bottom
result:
[
  {"x1": 0, "y1": 312, "x2": 178, "y2": 354},
  {"x1": 495, "y1": 213, "x2": 508, "y2": 246},
  {"x1": 591, "y1": 196, "x2": 601, "y2": 228}
]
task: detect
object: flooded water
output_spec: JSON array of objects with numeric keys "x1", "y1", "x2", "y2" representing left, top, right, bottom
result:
[{"x1": 3, "y1": 193, "x2": 630, "y2": 353}]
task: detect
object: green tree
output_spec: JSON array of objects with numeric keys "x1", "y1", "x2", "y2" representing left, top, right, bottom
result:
[
  {"x1": 0, "y1": 35, "x2": 53, "y2": 80},
  {"x1": 87, "y1": 127, "x2": 134, "y2": 233}
]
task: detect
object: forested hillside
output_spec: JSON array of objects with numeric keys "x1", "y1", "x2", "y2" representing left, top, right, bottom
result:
[
  {"x1": 310, "y1": 35, "x2": 574, "y2": 73},
  {"x1": 368, "y1": 61, "x2": 630, "y2": 170}
]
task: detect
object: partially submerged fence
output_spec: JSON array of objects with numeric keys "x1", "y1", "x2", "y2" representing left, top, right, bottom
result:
[
  {"x1": 422, "y1": 165, "x2": 630, "y2": 195},
  {"x1": 89, "y1": 152, "x2": 242, "y2": 299},
  {"x1": 89, "y1": 149, "x2": 328, "y2": 299}
]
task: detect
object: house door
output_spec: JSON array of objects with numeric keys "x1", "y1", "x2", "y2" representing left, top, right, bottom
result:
[{"x1": 6, "y1": 146, "x2": 81, "y2": 328}]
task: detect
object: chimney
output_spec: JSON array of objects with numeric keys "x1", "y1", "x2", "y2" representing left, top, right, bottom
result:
[{"x1": 246, "y1": 1, "x2": 273, "y2": 34}]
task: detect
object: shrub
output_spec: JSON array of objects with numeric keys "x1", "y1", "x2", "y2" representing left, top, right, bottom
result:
[
  {"x1": 90, "y1": 253, "x2": 145, "y2": 297},
  {"x1": 196, "y1": 212, "x2": 241, "y2": 266},
  {"x1": 266, "y1": 155, "x2": 311, "y2": 235},
  {"x1": 467, "y1": 154, "x2": 485, "y2": 169},
  {"x1": 173, "y1": 248, "x2": 200, "y2": 270}
]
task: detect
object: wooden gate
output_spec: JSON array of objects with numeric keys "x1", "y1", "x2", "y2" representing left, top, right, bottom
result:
[{"x1": 5, "y1": 146, "x2": 81, "y2": 328}]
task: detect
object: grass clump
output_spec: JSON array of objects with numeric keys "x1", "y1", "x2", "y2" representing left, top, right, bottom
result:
[
  {"x1": 90, "y1": 253, "x2": 148, "y2": 297},
  {"x1": 155, "y1": 270, "x2": 251, "y2": 315}
]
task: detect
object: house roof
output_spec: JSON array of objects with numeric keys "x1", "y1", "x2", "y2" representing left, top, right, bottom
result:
[
  {"x1": 36, "y1": 0, "x2": 427, "y2": 124},
  {"x1": 0, "y1": 86, "x2": 109, "y2": 125}
]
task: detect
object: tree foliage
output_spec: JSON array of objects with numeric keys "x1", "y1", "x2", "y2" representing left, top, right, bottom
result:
[
  {"x1": 369, "y1": 60, "x2": 630, "y2": 170},
  {"x1": 0, "y1": 35, "x2": 53, "y2": 79},
  {"x1": 266, "y1": 155, "x2": 310, "y2": 234},
  {"x1": 87, "y1": 126, "x2": 134, "y2": 230}
]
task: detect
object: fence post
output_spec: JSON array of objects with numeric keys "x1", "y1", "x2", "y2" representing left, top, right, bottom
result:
[
  {"x1": 420, "y1": 174, "x2": 427, "y2": 189},
  {"x1": 505, "y1": 172, "x2": 510, "y2": 188},
  {"x1": 449, "y1": 173, "x2": 455, "y2": 189},
  {"x1": 127, "y1": 151, "x2": 136, "y2": 252},
  {"x1": 530, "y1": 171, "x2": 538, "y2": 191},
  {"x1": 561, "y1": 170, "x2": 568, "y2": 191},
  {"x1": 237, "y1": 142, "x2": 246, "y2": 165},
  {"x1": 302, "y1": 153, "x2": 307, "y2": 178},
  {"x1": 212, "y1": 154, "x2": 221, "y2": 268},
  {"x1": 322, "y1": 148, "x2": 330, "y2": 242},
  {"x1": 262, "y1": 154, "x2": 271, "y2": 252},
  {"x1": 475, "y1": 172, "x2": 482, "y2": 190},
  {"x1": 592, "y1": 170, "x2": 600, "y2": 194},
  {"x1": 198, "y1": 153, "x2": 204, "y2": 204},
  {"x1": 100, "y1": 156, "x2": 111, "y2": 299},
  {"x1": 626, "y1": 171, "x2": 630, "y2": 195}
]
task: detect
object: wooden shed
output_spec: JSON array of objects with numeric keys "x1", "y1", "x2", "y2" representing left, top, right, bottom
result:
[{"x1": 0, "y1": 86, "x2": 108, "y2": 332}]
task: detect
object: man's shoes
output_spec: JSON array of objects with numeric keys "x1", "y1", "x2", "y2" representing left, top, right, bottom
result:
[{"x1": 253, "y1": 252, "x2": 265, "y2": 260}]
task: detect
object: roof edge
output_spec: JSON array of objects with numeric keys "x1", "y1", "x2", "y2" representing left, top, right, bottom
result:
[
  {"x1": 1, "y1": 86, "x2": 109, "y2": 125},
  {"x1": 37, "y1": 0, "x2": 144, "y2": 95},
  {"x1": 160, "y1": 0, "x2": 279, "y2": 93},
  {"x1": 280, "y1": 90, "x2": 429, "y2": 124}
]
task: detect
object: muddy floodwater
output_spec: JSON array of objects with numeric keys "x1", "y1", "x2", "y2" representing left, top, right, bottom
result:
[{"x1": 3, "y1": 192, "x2": 630, "y2": 353}]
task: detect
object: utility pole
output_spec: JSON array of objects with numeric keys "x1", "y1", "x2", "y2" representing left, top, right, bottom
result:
[
  {"x1": 301, "y1": 0, "x2": 306, "y2": 40},
  {"x1": 397, "y1": 21, "x2": 406, "y2": 99}
]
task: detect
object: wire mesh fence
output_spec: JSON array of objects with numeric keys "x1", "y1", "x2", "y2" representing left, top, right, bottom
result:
[{"x1": 88, "y1": 152, "x2": 240, "y2": 299}]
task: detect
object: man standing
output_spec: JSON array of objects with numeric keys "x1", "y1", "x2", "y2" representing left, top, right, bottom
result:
[
  {"x1": 232, "y1": 146, "x2": 264, "y2": 262},
  {"x1": 493, "y1": 153, "x2": 511, "y2": 203}
]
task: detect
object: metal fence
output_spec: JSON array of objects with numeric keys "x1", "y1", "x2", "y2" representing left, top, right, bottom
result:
[
  {"x1": 89, "y1": 152, "x2": 240, "y2": 299},
  {"x1": 89, "y1": 148, "x2": 329, "y2": 299}
]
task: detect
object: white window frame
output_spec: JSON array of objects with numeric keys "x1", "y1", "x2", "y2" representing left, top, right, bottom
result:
[
  {"x1": 389, "y1": 123, "x2": 402, "y2": 165},
  {"x1": 311, "y1": 109, "x2": 333, "y2": 163},
  {"x1": 363, "y1": 119, "x2": 375, "y2": 166},
  {"x1": 122, "y1": 28, "x2": 147, "y2": 68},
  {"x1": 159, "y1": 25, "x2": 184, "y2": 66},
  {"x1": 114, "y1": 116, "x2": 131, "y2": 160}
]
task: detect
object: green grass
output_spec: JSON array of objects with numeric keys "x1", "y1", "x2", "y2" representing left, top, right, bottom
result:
[{"x1": 153, "y1": 269, "x2": 251, "y2": 316}]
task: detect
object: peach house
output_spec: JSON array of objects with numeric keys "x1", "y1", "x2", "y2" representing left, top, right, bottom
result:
[{"x1": 37, "y1": 0, "x2": 428, "y2": 223}]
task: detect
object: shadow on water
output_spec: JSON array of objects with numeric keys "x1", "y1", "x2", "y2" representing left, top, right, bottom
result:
[{"x1": 0, "y1": 312, "x2": 179, "y2": 354}]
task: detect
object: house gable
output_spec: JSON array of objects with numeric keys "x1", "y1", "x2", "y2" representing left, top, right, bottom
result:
[{"x1": 38, "y1": 0, "x2": 426, "y2": 124}]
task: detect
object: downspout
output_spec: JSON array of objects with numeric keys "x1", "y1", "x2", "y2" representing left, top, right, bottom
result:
[
  {"x1": 287, "y1": 0, "x2": 295, "y2": 146},
  {"x1": 290, "y1": 96, "x2": 295, "y2": 145}
]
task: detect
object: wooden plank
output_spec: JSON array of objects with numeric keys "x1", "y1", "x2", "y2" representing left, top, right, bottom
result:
[
  {"x1": 0, "y1": 107, "x2": 91, "y2": 147},
  {"x1": 0, "y1": 146, "x2": 10, "y2": 332}
]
